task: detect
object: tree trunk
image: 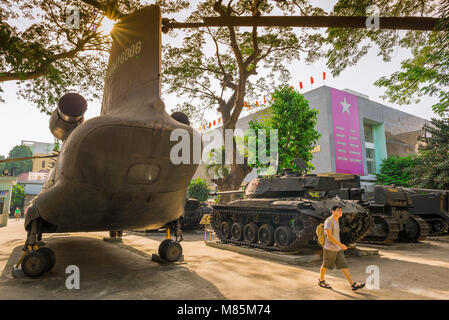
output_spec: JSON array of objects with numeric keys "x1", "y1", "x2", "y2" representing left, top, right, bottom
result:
[{"x1": 216, "y1": 162, "x2": 252, "y2": 204}]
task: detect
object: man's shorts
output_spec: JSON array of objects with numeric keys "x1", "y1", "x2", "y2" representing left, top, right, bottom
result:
[{"x1": 322, "y1": 249, "x2": 348, "y2": 269}]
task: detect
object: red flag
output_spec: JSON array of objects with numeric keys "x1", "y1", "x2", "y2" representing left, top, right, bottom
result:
[
  {"x1": 310, "y1": 77, "x2": 314, "y2": 85},
  {"x1": 213, "y1": 120, "x2": 216, "y2": 126},
  {"x1": 256, "y1": 101, "x2": 259, "y2": 107},
  {"x1": 203, "y1": 125, "x2": 206, "y2": 130},
  {"x1": 299, "y1": 81, "x2": 303, "y2": 89},
  {"x1": 218, "y1": 117, "x2": 221, "y2": 124},
  {"x1": 208, "y1": 122, "x2": 211, "y2": 128},
  {"x1": 323, "y1": 72, "x2": 326, "y2": 80},
  {"x1": 264, "y1": 97, "x2": 267, "y2": 104}
]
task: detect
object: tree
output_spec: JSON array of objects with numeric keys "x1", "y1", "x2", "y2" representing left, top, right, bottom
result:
[
  {"x1": 325, "y1": 0, "x2": 449, "y2": 116},
  {"x1": 187, "y1": 178, "x2": 210, "y2": 202},
  {"x1": 11, "y1": 184, "x2": 25, "y2": 211},
  {"x1": 248, "y1": 85, "x2": 320, "y2": 173},
  {"x1": 376, "y1": 155, "x2": 416, "y2": 187},
  {"x1": 0, "y1": 155, "x2": 5, "y2": 173},
  {"x1": 0, "y1": 0, "x2": 189, "y2": 113},
  {"x1": 164, "y1": 0, "x2": 325, "y2": 192},
  {"x1": 205, "y1": 146, "x2": 230, "y2": 182},
  {"x1": 3, "y1": 145, "x2": 33, "y2": 176},
  {"x1": 409, "y1": 118, "x2": 449, "y2": 189},
  {"x1": 53, "y1": 138, "x2": 60, "y2": 152}
]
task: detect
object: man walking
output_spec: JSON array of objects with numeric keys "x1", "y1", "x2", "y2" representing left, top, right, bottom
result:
[{"x1": 318, "y1": 205, "x2": 365, "y2": 291}]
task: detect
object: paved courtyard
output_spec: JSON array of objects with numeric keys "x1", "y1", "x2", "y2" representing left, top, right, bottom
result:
[{"x1": 1, "y1": 219, "x2": 449, "y2": 300}]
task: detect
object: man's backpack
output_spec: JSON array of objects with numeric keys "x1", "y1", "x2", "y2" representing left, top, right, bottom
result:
[{"x1": 316, "y1": 218, "x2": 334, "y2": 248}]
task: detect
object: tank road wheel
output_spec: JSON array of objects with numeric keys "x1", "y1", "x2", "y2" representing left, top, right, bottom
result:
[
  {"x1": 212, "y1": 211, "x2": 222, "y2": 228},
  {"x1": 274, "y1": 226, "x2": 293, "y2": 247},
  {"x1": 220, "y1": 221, "x2": 232, "y2": 239},
  {"x1": 159, "y1": 239, "x2": 183, "y2": 262},
  {"x1": 401, "y1": 218, "x2": 421, "y2": 242},
  {"x1": 243, "y1": 223, "x2": 258, "y2": 243},
  {"x1": 231, "y1": 222, "x2": 244, "y2": 241},
  {"x1": 433, "y1": 220, "x2": 448, "y2": 235},
  {"x1": 21, "y1": 250, "x2": 48, "y2": 278},
  {"x1": 38, "y1": 247, "x2": 56, "y2": 272},
  {"x1": 258, "y1": 224, "x2": 275, "y2": 246}
]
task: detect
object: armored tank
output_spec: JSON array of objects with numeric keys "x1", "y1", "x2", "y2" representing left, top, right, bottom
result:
[
  {"x1": 327, "y1": 178, "x2": 434, "y2": 244},
  {"x1": 408, "y1": 190, "x2": 449, "y2": 236},
  {"x1": 181, "y1": 198, "x2": 212, "y2": 230},
  {"x1": 355, "y1": 186, "x2": 430, "y2": 244},
  {"x1": 211, "y1": 169, "x2": 373, "y2": 252}
]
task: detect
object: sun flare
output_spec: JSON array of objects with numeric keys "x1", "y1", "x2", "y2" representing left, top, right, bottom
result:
[{"x1": 99, "y1": 16, "x2": 115, "y2": 35}]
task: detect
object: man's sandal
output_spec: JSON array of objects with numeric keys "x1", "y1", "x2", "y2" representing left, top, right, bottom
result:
[
  {"x1": 352, "y1": 282, "x2": 365, "y2": 291},
  {"x1": 318, "y1": 280, "x2": 332, "y2": 289}
]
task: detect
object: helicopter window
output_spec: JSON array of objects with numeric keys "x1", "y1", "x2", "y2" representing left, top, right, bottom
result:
[{"x1": 127, "y1": 164, "x2": 160, "y2": 184}]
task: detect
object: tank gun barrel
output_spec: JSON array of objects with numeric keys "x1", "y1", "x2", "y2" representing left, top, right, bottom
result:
[
  {"x1": 382, "y1": 185, "x2": 449, "y2": 195},
  {"x1": 210, "y1": 190, "x2": 245, "y2": 196},
  {"x1": 408, "y1": 188, "x2": 449, "y2": 194}
]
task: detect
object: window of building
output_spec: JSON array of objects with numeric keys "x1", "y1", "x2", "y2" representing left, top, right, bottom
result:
[
  {"x1": 364, "y1": 124, "x2": 374, "y2": 143},
  {"x1": 42, "y1": 161, "x2": 45, "y2": 168},
  {"x1": 364, "y1": 124, "x2": 376, "y2": 174}
]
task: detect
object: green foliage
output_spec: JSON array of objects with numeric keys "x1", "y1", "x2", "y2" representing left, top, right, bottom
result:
[
  {"x1": 163, "y1": 0, "x2": 324, "y2": 124},
  {"x1": 0, "y1": 0, "x2": 189, "y2": 112},
  {"x1": 205, "y1": 146, "x2": 230, "y2": 180},
  {"x1": 3, "y1": 145, "x2": 33, "y2": 176},
  {"x1": 11, "y1": 184, "x2": 25, "y2": 209},
  {"x1": 247, "y1": 85, "x2": 321, "y2": 173},
  {"x1": 0, "y1": 155, "x2": 5, "y2": 173},
  {"x1": 409, "y1": 118, "x2": 449, "y2": 189},
  {"x1": 53, "y1": 139, "x2": 60, "y2": 152},
  {"x1": 326, "y1": 1, "x2": 449, "y2": 116},
  {"x1": 376, "y1": 156, "x2": 416, "y2": 187},
  {"x1": 187, "y1": 178, "x2": 210, "y2": 202}
]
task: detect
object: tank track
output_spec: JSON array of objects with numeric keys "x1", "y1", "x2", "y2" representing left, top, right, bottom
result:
[
  {"x1": 357, "y1": 215, "x2": 400, "y2": 245},
  {"x1": 211, "y1": 205, "x2": 319, "y2": 252},
  {"x1": 414, "y1": 217, "x2": 448, "y2": 236},
  {"x1": 408, "y1": 216, "x2": 430, "y2": 241},
  {"x1": 211, "y1": 204, "x2": 372, "y2": 252}
]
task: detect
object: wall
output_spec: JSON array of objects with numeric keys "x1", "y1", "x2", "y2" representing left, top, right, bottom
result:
[
  {"x1": 31, "y1": 154, "x2": 53, "y2": 172},
  {"x1": 0, "y1": 176, "x2": 17, "y2": 227}
]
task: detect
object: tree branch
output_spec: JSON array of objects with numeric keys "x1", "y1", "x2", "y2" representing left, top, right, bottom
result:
[
  {"x1": 0, "y1": 33, "x2": 96, "y2": 83},
  {"x1": 81, "y1": 0, "x2": 126, "y2": 20}
]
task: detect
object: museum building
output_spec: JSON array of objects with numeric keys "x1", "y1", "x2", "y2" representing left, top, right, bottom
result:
[{"x1": 196, "y1": 85, "x2": 429, "y2": 189}]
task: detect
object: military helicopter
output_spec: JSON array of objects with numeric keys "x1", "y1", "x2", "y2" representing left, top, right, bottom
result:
[{"x1": 14, "y1": 5, "x2": 198, "y2": 277}]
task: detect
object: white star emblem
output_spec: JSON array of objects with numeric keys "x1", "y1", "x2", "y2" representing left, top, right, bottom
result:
[{"x1": 340, "y1": 98, "x2": 351, "y2": 114}]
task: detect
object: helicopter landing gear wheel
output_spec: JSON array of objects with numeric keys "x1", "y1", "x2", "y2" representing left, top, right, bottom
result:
[
  {"x1": 38, "y1": 247, "x2": 56, "y2": 272},
  {"x1": 158, "y1": 239, "x2": 183, "y2": 262},
  {"x1": 21, "y1": 248, "x2": 54, "y2": 278},
  {"x1": 109, "y1": 231, "x2": 123, "y2": 238}
]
